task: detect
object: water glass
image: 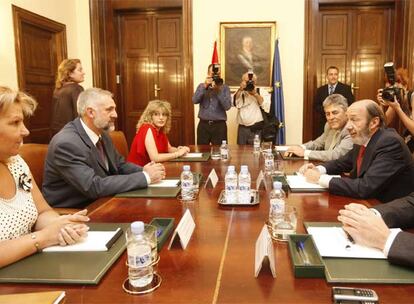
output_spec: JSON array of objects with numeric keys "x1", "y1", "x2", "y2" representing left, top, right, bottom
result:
[
  {"x1": 264, "y1": 151, "x2": 275, "y2": 175},
  {"x1": 261, "y1": 141, "x2": 273, "y2": 154},
  {"x1": 269, "y1": 205, "x2": 297, "y2": 241},
  {"x1": 211, "y1": 145, "x2": 221, "y2": 160},
  {"x1": 126, "y1": 224, "x2": 158, "y2": 264}
]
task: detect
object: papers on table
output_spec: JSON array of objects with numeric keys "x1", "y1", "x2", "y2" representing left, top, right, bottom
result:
[
  {"x1": 148, "y1": 179, "x2": 180, "y2": 188},
  {"x1": 286, "y1": 175, "x2": 328, "y2": 192},
  {"x1": 182, "y1": 153, "x2": 203, "y2": 158},
  {"x1": 43, "y1": 228, "x2": 122, "y2": 252},
  {"x1": 275, "y1": 146, "x2": 289, "y2": 152},
  {"x1": 307, "y1": 226, "x2": 395, "y2": 259}
]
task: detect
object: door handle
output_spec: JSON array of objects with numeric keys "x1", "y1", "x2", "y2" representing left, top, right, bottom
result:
[
  {"x1": 154, "y1": 84, "x2": 161, "y2": 97},
  {"x1": 351, "y1": 83, "x2": 359, "y2": 94}
]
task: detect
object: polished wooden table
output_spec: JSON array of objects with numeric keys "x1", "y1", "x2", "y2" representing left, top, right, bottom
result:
[{"x1": 2, "y1": 145, "x2": 414, "y2": 303}]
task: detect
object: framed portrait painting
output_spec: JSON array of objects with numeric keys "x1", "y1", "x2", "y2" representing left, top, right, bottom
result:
[{"x1": 220, "y1": 22, "x2": 276, "y2": 88}]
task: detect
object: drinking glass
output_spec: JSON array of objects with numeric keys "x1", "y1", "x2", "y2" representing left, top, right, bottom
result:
[{"x1": 269, "y1": 205, "x2": 297, "y2": 241}]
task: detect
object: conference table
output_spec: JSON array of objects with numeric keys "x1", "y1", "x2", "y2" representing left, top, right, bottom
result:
[{"x1": 2, "y1": 145, "x2": 414, "y2": 303}]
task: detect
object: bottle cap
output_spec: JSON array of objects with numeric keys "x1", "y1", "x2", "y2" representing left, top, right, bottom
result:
[
  {"x1": 222, "y1": 140, "x2": 227, "y2": 144},
  {"x1": 183, "y1": 165, "x2": 190, "y2": 171},
  {"x1": 273, "y1": 181, "x2": 282, "y2": 190},
  {"x1": 131, "y1": 221, "x2": 144, "y2": 234}
]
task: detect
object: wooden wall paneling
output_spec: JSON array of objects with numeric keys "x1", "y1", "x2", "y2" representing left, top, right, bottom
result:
[
  {"x1": 322, "y1": 14, "x2": 348, "y2": 50},
  {"x1": 12, "y1": 5, "x2": 67, "y2": 143}
]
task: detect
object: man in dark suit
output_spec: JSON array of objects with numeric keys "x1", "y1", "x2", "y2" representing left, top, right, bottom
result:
[
  {"x1": 43, "y1": 88, "x2": 166, "y2": 208},
  {"x1": 301, "y1": 99, "x2": 414, "y2": 203},
  {"x1": 338, "y1": 198, "x2": 414, "y2": 268},
  {"x1": 314, "y1": 66, "x2": 355, "y2": 134}
]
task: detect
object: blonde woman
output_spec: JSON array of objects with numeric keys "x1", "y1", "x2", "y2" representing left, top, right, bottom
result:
[
  {"x1": 0, "y1": 86, "x2": 89, "y2": 268},
  {"x1": 127, "y1": 100, "x2": 189, "y2": 166},
  {"x1": 51, "y1": 59, "x2": 85, "y2": 135}
]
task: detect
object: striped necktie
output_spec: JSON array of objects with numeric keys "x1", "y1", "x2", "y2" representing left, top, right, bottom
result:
[{"x1": 329, "y1": 85, "x2": 334, "y2": 95}]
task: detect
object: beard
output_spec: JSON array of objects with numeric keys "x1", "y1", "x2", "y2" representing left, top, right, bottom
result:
[
  {"x1": 93, "y1": 116, "x2": 115, "y2": 132},
  {"x1": 352, "y1": 124, "x2": 371, "y2": 145}
]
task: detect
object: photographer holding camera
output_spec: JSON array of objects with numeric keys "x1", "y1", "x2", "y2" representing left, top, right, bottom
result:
[
  {"x1": 233, "y1": 71, "x2": 266, "y2": 144},
  {"x1": 377, "y1": 64, "x2": 414, "y2": 152},
  {"x1": 192, "y1": 64, "x2": 231, "y2": 145}
]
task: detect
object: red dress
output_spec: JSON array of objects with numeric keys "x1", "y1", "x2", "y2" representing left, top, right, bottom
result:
[{"x1": 127, "y1": 123, "x2": 169, "y2": 166}]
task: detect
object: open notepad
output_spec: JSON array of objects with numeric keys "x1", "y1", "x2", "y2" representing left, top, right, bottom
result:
[
  {"x1": 182, "y1": 153, "x2": 203, "y2": 158},
  {"x1": 307, "y1": 226, "x2": 399, "y2": 259},
  {"x1": 286, "y1": 175, "x2": 340, "y2": 192},
  {"x1": 148, "y1": 179, "x2": 180, "y2": 188},
  {"x1": 43, "y1": 228, "x2": 122, "y2": 252}
]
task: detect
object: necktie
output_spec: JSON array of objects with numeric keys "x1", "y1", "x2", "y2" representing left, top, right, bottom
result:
[
  {"x1": 329, "y1": 85, "x2": 334, "y2": 95},
  {"x1": 96, "y1": 138, "x2": 109, "y2": 170},
  {"x1": 356, "y1": 145, "x2": 366, "y2": 176}
]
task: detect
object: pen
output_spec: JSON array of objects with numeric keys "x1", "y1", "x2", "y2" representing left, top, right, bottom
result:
[
  {"x1": 105, "y1": 227, "x2": 123, "y2": 250},
  {"x1": 295, "y1": 241, "x2": 311, "y2": 265},
  {"x1": 342, "y1": 228, "x2": 355, "y2": 250}
]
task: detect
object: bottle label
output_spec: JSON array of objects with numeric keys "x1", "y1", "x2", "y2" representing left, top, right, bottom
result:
[
  {"x1": 128, "y1": 250, "x2": 151, "y2": 267},
  {"x1": 181, "y1": 180, "x2": 192, "y2": 188},
  {"x1": 270, "y1": 199, "x2": 285, "y2": 213},
  {"x1": 220, "y1": 148, "x2": 228, "y2": 159},
  {"x1": 239, "y1": 185, "x2": 250, "y2": 191}
]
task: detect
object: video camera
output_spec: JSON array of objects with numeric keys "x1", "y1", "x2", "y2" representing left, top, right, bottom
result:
[
  {"x1": 244, "y1": 71, "x2": 255, "y2": 92},
  {"x1": 211, "y1": 64, "x2": 223, "y2": 86},
  {"x1": 381, "y1": 62, "x2": 403, "y2": 102}
]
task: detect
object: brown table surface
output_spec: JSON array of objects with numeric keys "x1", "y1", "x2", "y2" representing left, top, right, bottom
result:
[{"x1": 2, "y1": 145, "x2": 414, "y2": 303}]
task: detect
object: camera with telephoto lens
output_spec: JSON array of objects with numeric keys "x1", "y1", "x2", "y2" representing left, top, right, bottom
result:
[
  {"x1": 211, "y1": 64, "x2": 223, "y2": 86},
  {"x1": 244, "y1": 71, "x2": 255, "y2": 92},
  {"x1": 381, "y1": 62, "x2": 403, "y2": 102}
]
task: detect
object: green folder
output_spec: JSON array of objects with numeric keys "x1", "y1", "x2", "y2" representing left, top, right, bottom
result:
[
  {"x1": 0, "y1": 223, "x2": 128, "y2": 285},
  {"x1": 304, "y1": 222, "x2": 414, "y2": 284},
  {"x1": 168, "y1": 152, "x2": 210, "y2": 162},
  {"x1": 115, "y1": 173, "x2": 203, "y2": 198}
]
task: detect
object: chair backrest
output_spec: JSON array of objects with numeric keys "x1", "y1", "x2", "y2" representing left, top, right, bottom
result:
[
  {"x1": 108, "y1": 131, "x2": 129, "y2": 159},
  {"x1": 19, "y1": 143, "x2": 49, "y2": 187}
]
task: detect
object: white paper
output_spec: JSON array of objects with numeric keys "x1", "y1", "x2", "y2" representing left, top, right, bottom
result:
[
  {"x1": 148, "y1": 179, "x2": 179, "y2": 188},
  {"x1": 307, "y1": 226, "x2": 396, "y2": 259},
  {"x1": 204, "y1": 168, "x2": 218, "y2": 188},
  {"x1": 182, "y1": 153, "x2": 203, "y2": 158},
  {"x1": 168, "y1": 209, "x2": 195, "y2": 250},
  {"x1": 255, "y1": 225, "x2": 276, "y2": 278},
  {"x1": 286, "y1": 175, "x2": 339, "y2": 191},
  {"x1": 256, "y1": 170, "x2": 266, "y2": 190},
  {"x1": 43, "y1": 229, "x2": 120, "y2": 252},
  {"x1": 275, "y1": 146, "x2": 289, "y2": 152}
]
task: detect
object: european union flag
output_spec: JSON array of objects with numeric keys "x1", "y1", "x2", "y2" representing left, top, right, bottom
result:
[{"x1": 270, "y1": 38, "x2": 285, "y2": 145}]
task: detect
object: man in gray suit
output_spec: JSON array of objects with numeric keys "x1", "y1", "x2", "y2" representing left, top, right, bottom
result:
[
  {"x1": 286, "y1": 94, "x2": 352, "y2": 161},
  {"x1": 338, "y1": 198, "x2": 414, "y2": 268},
  {"x1": 43, "y1": 88, "x2": 166, "y2": 208}
]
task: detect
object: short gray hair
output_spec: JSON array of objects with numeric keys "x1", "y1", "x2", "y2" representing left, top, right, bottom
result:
[
  {"x1": 364, "y1": 100, "x2": 386, "y2": 128},
  {"x1": 77, "y1": 88, "x2": 113, "y2": 115},
  {"x1": 322, "y1": 94, "x2": 348, "y2": 112}
]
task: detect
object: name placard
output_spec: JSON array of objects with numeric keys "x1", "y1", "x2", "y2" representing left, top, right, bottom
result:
[
  {"x1": 204, "y1": 168, "x2": 219, "y2": 189},
  {"x1": 256, "y1": 170, "x2": 267, "y2": 191},
  {"x1": 254, "y1": 225, "x2": 276, "y2": 278},
  {"x1": 168, "y1": 209, "x2": 195, "y2": 250}
]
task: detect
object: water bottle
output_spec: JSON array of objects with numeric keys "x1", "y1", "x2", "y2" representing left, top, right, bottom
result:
[
  {"x1": 220, "y1": 140, "x2": 229, "y2": 160},
  {"x1": 238, "y1": 165, "x2": 251, "y2": 204},
  {"x1": 253, "y1": 134, "x2": 261, "y2": 154},
  {"x1": 264, "y1": 150, "x2": 274, "y2": 175},
  {"x1": 269, "y1": 182, "x2": 290, "y2": 240},
  {"x1": 225, "y1": 165, "x2": 237, "y2": 204},
  {"x1": 127, "y1": 221, "x2": 153, "y2": 287},
  {"x1": 181, "y1": 165, "x2": 194, "y2": 200}
]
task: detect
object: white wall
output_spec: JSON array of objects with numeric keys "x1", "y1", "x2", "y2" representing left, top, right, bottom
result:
[
  {"x1": 0, "y1": 0, "x2": 92, "y2": 89},
  {"x1": 193, "y1": 0, "x2": 305, "y2": 144}
]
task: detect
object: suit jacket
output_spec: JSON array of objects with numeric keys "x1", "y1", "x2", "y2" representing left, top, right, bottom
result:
[
  {"x1": 314, "y1": 82, "x2": 355, "y2": 134},
  {"x1": 303, "y1": 123, "x2": 353, "y2": 161},
  {"x1": 374, "y1": 194, "x2": 414, "y2": 268},
  {"x1": 43, "y1": 118, "x2": 148, "y2": 208},
  {"x1": 323, "y1": 128, "x2": 414, "y2": 203}
]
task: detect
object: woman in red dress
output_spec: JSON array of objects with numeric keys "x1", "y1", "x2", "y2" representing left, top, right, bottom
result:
[{"x1": 127, "y1": 100, "x2": 190, "y2": 166}]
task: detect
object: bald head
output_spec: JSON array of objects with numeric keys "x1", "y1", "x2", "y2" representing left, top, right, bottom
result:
[{"x1": 346, "y1": 99, "x2": 385, "y2": 145}]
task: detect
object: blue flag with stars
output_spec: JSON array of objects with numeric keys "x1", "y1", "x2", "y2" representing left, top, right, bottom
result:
[{"x1": 270, "y1": 38, "x2": 285, "y2": 145}]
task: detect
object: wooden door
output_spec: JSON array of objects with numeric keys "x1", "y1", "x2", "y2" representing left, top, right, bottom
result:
[
  {"x1": 305, "y1": 2, "x2": 395, "y2": 140},
  {"x1": 12, "y1": 5, "x2": 67, "y2": 143},
  {"x1": 117, "y1": 10, "x2": 183, "y2": 146}
]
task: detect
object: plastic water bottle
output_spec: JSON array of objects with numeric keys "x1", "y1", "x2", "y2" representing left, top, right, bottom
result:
[
  {"x1": 220, "y1": 140, "x2": 229, "y2": 160},
  {"x1": 127, "y1": 221, "x2": 153, "y2": 287},
  {"x1": 238, "y1": 165, "x2": 251, "y2": 204},
  {"x1": 269, "y1": 182, "x2": 291, "y2": 240},
  {"x1": 225, "y1": 165, "x2": 237, "y2": 204},
  {"x1": 181, "y1": 165, "x2": 194, "y2": 200},
  {"x1": 253, "y1": 134, "x2": 261, "y2": 154}
]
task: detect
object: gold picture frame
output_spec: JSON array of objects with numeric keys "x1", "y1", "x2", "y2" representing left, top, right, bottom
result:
[{"x1": 220, "y1": 21, "x2": 276, "y2": 89}]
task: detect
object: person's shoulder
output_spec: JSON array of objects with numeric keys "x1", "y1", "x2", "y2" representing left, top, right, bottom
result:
[
  {"x1": 50, "y1": 121, "x2": 83, "y2": 147},
  {"x1": 316, "y1": 84, "x2": 328, "y2": 91}
]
